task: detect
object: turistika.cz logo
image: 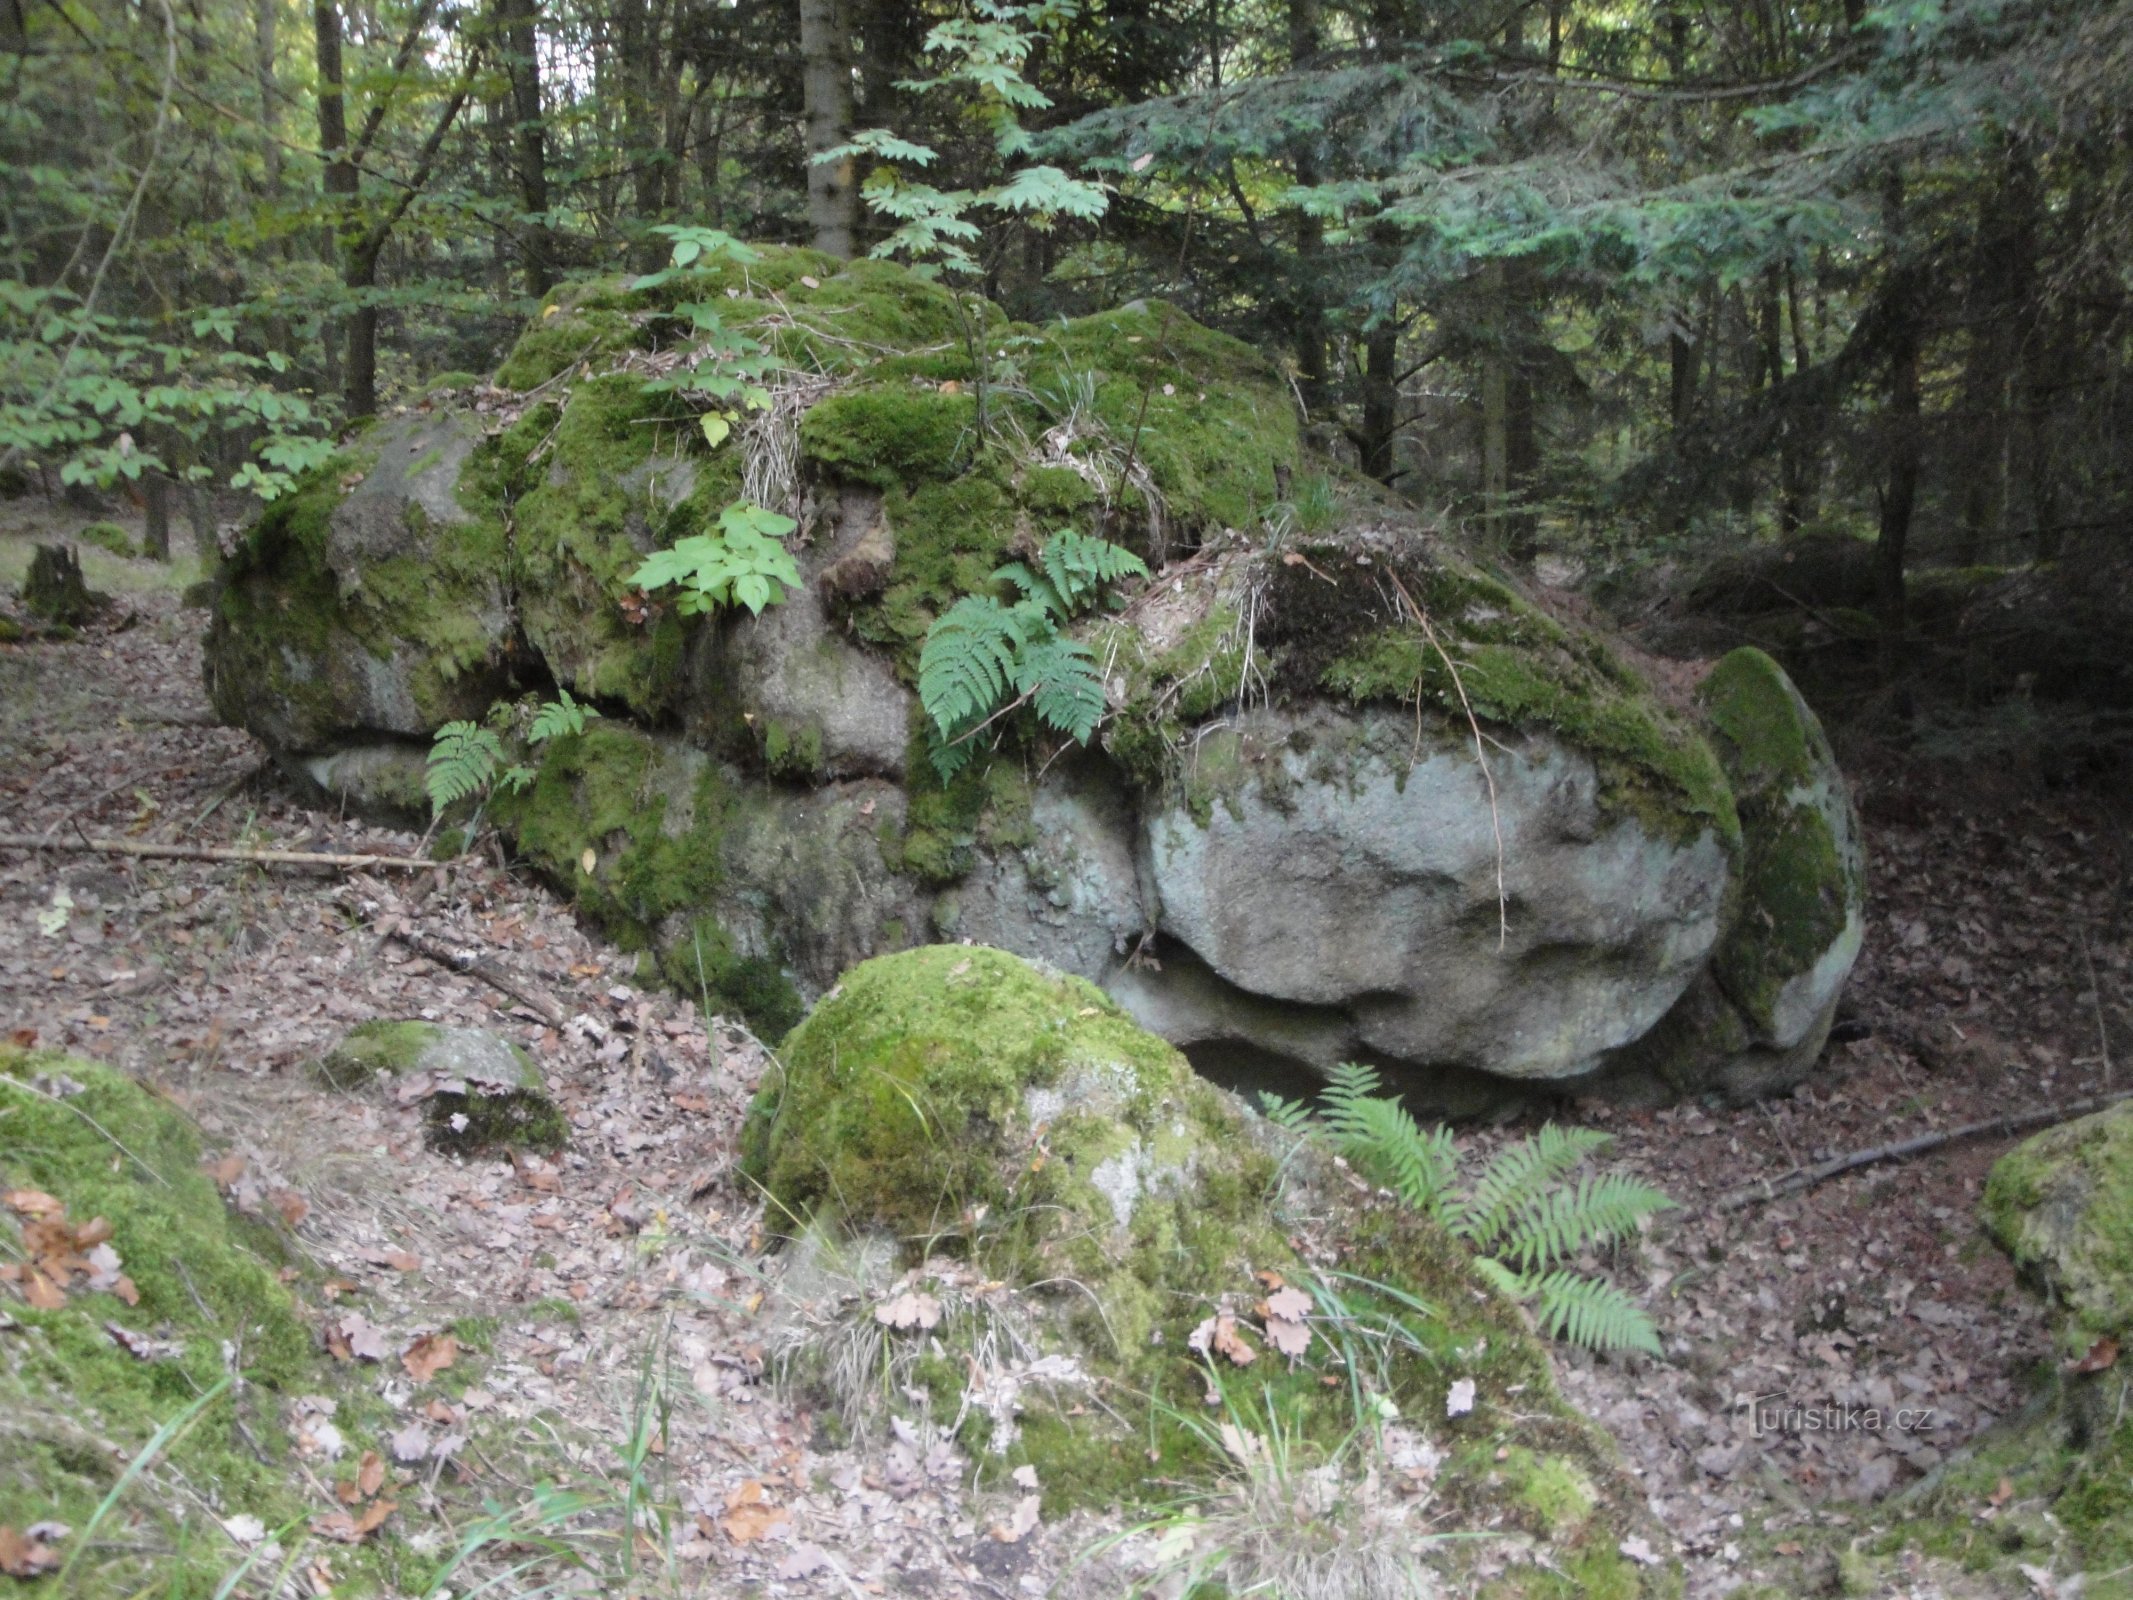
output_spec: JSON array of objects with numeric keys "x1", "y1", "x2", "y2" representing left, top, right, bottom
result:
[{"x1": 1744, "y1": 1394, "x2": 1941, "y2": 1438}]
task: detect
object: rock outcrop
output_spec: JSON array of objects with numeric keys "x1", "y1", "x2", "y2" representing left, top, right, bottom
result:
[{"x1": 204, "y1": 246, "x2": 1864, "y2": 1108}]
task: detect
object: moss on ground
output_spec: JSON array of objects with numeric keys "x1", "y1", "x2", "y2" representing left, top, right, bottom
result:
[
  {"x1": 0, "y1": 1048, "x2": 315, "y2": 1597},
  {"x1": 316, "y1": 1020, "x2": 568, "y2": 1154},
  {"x1": 76, "y1": 521, "x2": 135, "y2": 559}
]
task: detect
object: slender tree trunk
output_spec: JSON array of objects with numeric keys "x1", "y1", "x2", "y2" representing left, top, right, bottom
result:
[
  {"x1": 800, "y1": 0, "x2": 857, "y2": 259},
  {"x1": 142, "y1": 472, "x2": 172, "y2": 561},
  {"x1": 498, "y1": 0, "x2": 552, "y2": 295},
  {"x1": 1878, "y1": 285, "x2": 1922, "y2": 643},
  {"x1": 256, "y1": 0, "x2": 281, "y2": 195},
  {"x1": 1954, "y1": 150, "x2": 2036, "y2": 565},
  {"x1": 1288, "y1": 0, "x2": 1329, "y2": 413},
  {"x1": 1359, "y1": 321, "x2": 1400, "y2": 483},
  {"x1": 314, "y1": 0, "x2": 357, "y2": 410}
]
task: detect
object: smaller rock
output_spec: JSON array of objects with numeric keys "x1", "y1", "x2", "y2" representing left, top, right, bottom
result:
[
  {"x1": 1982, "y1": 1099, "x2": 2133, "y2": 1347},
  {"x1": 318, "y1": 1021, "x2": 566, "y2": 1154}
]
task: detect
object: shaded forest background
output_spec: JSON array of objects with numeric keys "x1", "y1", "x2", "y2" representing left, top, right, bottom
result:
[{"x1": 4, "y1": 0, "x2": 2131, "y2": 773}]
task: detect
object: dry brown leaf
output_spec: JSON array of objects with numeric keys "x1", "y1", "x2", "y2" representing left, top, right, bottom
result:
[
  {"x1": 1263, "y1": 1286, "x2": 1312, "y2": 1322},
  {"x1": 2068, "y1": 1336, "x2": 2118, "y2": 1374},
  {"x1": 3, "y1": 1190, "x2": 62, "y2": 1218},
  {"x1": 719, "y1": 1481, "x2": 788, "y2": 1544},
  {"x1": 1264, "y1": 1315, "x2": 1311, "y2": 1359},
  {"x1": 22, "y1": 1267, "x2": 64, "y2": 1311},
  {"x1": 205, "y1": 1155, "x2": 245, "y2": 1188},
  {"x1": 357, "y1": 1450, "x2": 385, "y2": 1498},
  {"x1": 401, "y1": 1331, "x2": 458, "y2": 1383},
  {"x1": 874, "y1": 1291, "x2": 943, "y2": 1332},
  {"x1": 1210, "y1": 1314, "x2": 1257, "y2": 1367},
  {"x1": 271, "y1": 1189, "x2": 311, "y2": 1228},
  {"x1": 989, "y1": 1494, "x2": 1041, "y2": 1544},
  {"x1": 0, "y1": 1525, "x2": 61, "y2": 1578}
]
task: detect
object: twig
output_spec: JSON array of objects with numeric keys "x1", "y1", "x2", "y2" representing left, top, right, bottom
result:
[
  {"x1": 1713, "y1": 1090, "x2": 2133, "y2": 1212},
  {"x1": 1384, "y1": 571, "x2": 1509, "y2": 950},
  {"x1": 380, "y1": 926, "x2": 566, "y2": 1029},
  {"x1": 0, "y1": 834, "x2": 456, "y2": 871}
]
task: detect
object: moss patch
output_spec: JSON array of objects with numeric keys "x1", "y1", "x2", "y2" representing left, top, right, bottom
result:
[
  {"x1": 75, "y1": 521, "x2": 135, "y2": 559},
  {"x1": 0, "y1": 1048, "x2": 315, "y2": 1596},
  {"x1": 1981, "y1": 1100, "x2": 2133, "y2": 1350},
  {"x1": 799, "y1": 385, "x2": 979, "y2": 488},
  {"x1": 315, "y1": 1021, "x2": 567, "y2": 1154},
  {"x1": 1266, "y1": 546, "x2": 1737, "y2": 847}
]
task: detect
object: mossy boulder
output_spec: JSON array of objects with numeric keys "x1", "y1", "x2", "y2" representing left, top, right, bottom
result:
[
  {"x1": 75, "y1": 520, "x2": 135, "y2": 558},
  {"x1": 203, "y1": 411, "x2": 516, "y2": 751},
  {"x1": 1697, "y1": 648, "x2": 1865, "y2": 1050},
  {"x1": 206, "y1": 246, "x2": 1864, "y2": 1110},
  {"x1": 319, "y1": 1021, "x2": 567, "y2": 1154},
  {"x1": 1982, "y1": 1101, "x2": 2133, "y2": 1352},
  {"x1": 0, "y1": 1049, "x2": 316, "y2": 1595},
  {"x1": 740, "y1": 950, "x2": 1675, "y2": 1591}
]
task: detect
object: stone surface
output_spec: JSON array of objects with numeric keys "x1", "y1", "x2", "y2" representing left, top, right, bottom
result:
[
  {"x1": 318, "y1": 1020, "x2": 566, "y2": 1152},
  {"x1": 1140, "y1": 706, "x2": 1732, "y2": 1081}
]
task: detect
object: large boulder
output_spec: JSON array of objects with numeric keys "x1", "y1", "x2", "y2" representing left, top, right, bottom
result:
[{"x1": 203, "y1": 246, "x2": 1866, "y2": 1108}]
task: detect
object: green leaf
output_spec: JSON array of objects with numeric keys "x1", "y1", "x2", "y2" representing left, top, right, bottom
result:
[{"x1": 700, "y1": 413, "x2": 731, "y2": 449}]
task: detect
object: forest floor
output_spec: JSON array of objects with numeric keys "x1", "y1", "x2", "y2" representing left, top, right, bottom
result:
[{"x1": 1, "y1": 509, "x2": 2124, "y2": 1599}]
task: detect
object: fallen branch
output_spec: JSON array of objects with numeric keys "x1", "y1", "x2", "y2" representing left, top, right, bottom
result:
[
  {"x1": 1714, "y1": 1089, "x2": 2133, "y2": 1212},
  {"x1": 381, "y1": 925, "x2": 566, "y2": 1028},
  {"x1": 0, "y1": 833, "x2": 456, "y2": 872}
]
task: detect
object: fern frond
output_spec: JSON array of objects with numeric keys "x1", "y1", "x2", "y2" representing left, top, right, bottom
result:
[
  {"x1": 993, "y1": 560, "x2": 1067, "y2": 620},
  {"x1": 529, "y1": 690, "x2": 596, "y2": 745},
  {"x1": 1257, "y1": 1093, "x2": 1315, "y2": 1132},
  {"x1": 1454, "y1": 1125, "x2": 1612, "y2": 1252},
  {"x1": 917, "y1": 596, "x2": 1029, "y2": 741},
  {"x1": 1015, "y1": 634, "x2": 1104, "y2": 743},
  {"x1": 1517, "y1": 1268, "x2": 1664, "y2": 1357},
  {"x1": 1320, "y1": 1061, "x2": 1382, "y2": 1116},
  {"x1": 1493, "y1": 1173, "x2": 1676, "y2": 1274},
  {"x1": 1322, "y1": 1091, "x2": 1454, "y2": 1217},
  {"x1": 1039, "y1": 529, "x2": 1147, "y2": 614},
  {"x1": 425, "y1": 722, "x2": 504, "y2": 816}
]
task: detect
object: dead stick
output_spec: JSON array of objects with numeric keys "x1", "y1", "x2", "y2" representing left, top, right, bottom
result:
[
  {"x1": 1713, "y1": 1089, "x2": 2133, "y2": 1212},
  {"x1": 382, "y1": 926, "x2": 566, "y2": 1029},
  {"x1": 0, "y1": 833, "x2": 456, "y2": 872}
]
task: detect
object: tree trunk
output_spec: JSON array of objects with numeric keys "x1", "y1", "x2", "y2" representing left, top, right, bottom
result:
[
  {"x1": 1878, "y1": 283, "x2": 1922, "y2": 643},
  {"x1": 26, "y1": 545, "x2": 97, "y2": 626},
  {"x1": 1288, "y1": 0, "x2": 1329, "y2": 414},
  {"x1": 142, "y1": 472, "x2": 172, "y2": 561},
  {"x1": 1359, "y1": 321, "x2": 1400, "y2": 484},
  {"x1": 1953, "y1": 151, "x2": 2036, "y2": 565},
  {"x1": 800, "y1": 0, "x2": 857, "y2": 259},
  {"x1": 314, "y1": 0, "x2": 357, "y2": 411},
  {"x1": 498, "y1": 0, "x2": 552, "y2": 296}
]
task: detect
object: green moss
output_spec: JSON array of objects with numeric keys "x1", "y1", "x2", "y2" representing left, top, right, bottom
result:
[
  {"x1": 492, "y1": 722, "x2": 726, "y2": 942},
  {"x1": 315, "y1": 1018, "x2": 438, "y2": 1087},
  {"x1": 512, "y1": 374, "x2": 722, "y2": 715},
  {"x1": 76, "y1": 520, "x2": 134, "y2": 558},
  {"x1": 494, "y1": 300, "x2": 641, "y2": 390},
  {"x1": 655, "y1": 915, "x2": 804, "y2": 1038},
  {"x1": 1027, "y1": 301, "x2": 1301, "y2": 536},
  {"x1": 848, "y1": 471, "x2": 1019, "y2": 669},
  {"x1": 885, "y1": 739, "x2": 1033, "y2": 887},
  {"x1": 314, "y1": 1021, "x2": 567, "y2": 1154},
  {"x1": 1698, "y1": 647, "x2": 1818, "y2": 788},
  {"x1": 0, "y1": 1049, "x2": 316, "y2": 1596},
  {"x1": 799, "y1": 385, "x2": 979, "y2": 488},
  {"x1": 1982, "y1": 1101, "x2": 2133, "y2": 1346}
]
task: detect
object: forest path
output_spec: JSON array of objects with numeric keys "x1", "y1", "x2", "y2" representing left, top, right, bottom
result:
[{"x1": 2, "y1": 515, "x2": 2116, "y2": 1599}]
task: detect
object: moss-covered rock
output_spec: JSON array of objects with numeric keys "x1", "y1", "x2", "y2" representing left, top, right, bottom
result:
[
  {"x1": 1982, "y1": 1101, "x2": 2133, "y2": 1352},
  {"x1": 0, "y1": 1048, "x2": 315, "y2": 1595},
  {"x1": 1697, "y1": 648, "x2": 1865, "y2": 1048},
  {"x1": 319, "y1": 1021, "x2": 567, "y2": 1154},
  {"x1": 203, "y1": 411, "x2": 517, "y2": 750}
]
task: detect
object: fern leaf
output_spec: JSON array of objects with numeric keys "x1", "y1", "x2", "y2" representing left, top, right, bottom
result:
[
  {"x1": 1039, "y1": 529, "x2": 1147, "y2": 614},
  {"x1": 993, "y1": 560, "x2": 1067, "y2": 620},
  {"x1": 1454, "y1": 1124, "x2": 1612, "y2": 1252},
  {"x1": 1520, "y1": 1268, "x2": 1663, "y2": 1357},
  {"x1": 1495, "y1": 1173, "x2": 1675, "y2": 1274},
  {"x1": 1322, "y1": 1089, "x2": 1454, "y2": 1217},
  {"x1": 425, "y1": 722, "x2": 503, "y2": 816},
  {"x1": 1015, "y1": 634, "x2": 1104, "y2": 743},
  {"x1": 1257, "y1": 1093, "x2": 1315, "y2": 1132},
  {"x1": 918, "y1": 596, "x2": 1026, "y2": 740},
  {"x1": 529, "y1": 689, "x2": 596, "y2": 745}
]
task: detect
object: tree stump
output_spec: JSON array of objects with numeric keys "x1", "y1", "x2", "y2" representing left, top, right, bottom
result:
[{"x1": 23, "y1": 543, "x2": 98, "y2": 626}]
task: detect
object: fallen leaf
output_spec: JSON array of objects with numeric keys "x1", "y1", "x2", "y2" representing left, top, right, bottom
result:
[
  {"x1": 874, "y1": 1291, "x2": 943, "y2": 1331},
  {"x1": 205, "y1": 1155, "x2": 245, "y2": 1188},
  {"x1": 401, "y1": 1331, "x2": 458, "y2": 1383},
  {"x1": 22, "y1": 1267, "x2": 65, "y2": 1310},
  {"x1": 1210, "y1": 1313, "x2": 1257, "y2": 1367},
  {"x1": 221, "y1": 1514, "x2": 266, "y2": 1546},
  {"x1": 776, "y1": 1543, "x2": 831, "y2": 1579},
  {"x1": 271, "y1": 1190, "x2": 311, "y2": 1228},
  {"x1": 3, "y1": 1190, "x2": 62, "y2": 1218},
  {"x1": 357, "y1": 1450, "x2": 385, "y2": 1499},
  {"x1": 1263, "y1": 1315, "x2": 1311, "y2": 1358},
  {"x1": 2068, "y1": 1336, "x2": 2118, "y2": 1374},
  {"x1": 1618, "y1": 1535, "x2": 1661, "y2": 1566},
  {"x1": 1989, "y1": 1476, "x2": 2015, "y2": 1509},
  {"x1": 390, "y1": 1423, "x2": 432, "y2": 1463},
  {"x1": 0, "y1": 1525, "x2": 60, "y2": 1578},
  {"x1": 1011, "y1": 1464, "x2": 1040, "y2": 1491},
  {"x1": 1445, "y1": 1378, "x2": 1477, "y2": 1418},
  {"x1": 1263, "y1": 1286, "x2": 1311, "y2": 1321},
  {"x1": 990, "y1": 1493, "x2": 1041, "y2": 1544},
  {"x1": 799, "y1": 274, "x2": 821, "y2": 289},
  {"x1": 719, "y1": 1481, "x2": 788, "y2": 1543},
  {"x1": 326, "y1": 1313, "x2": 388, "y2": 1363}
]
